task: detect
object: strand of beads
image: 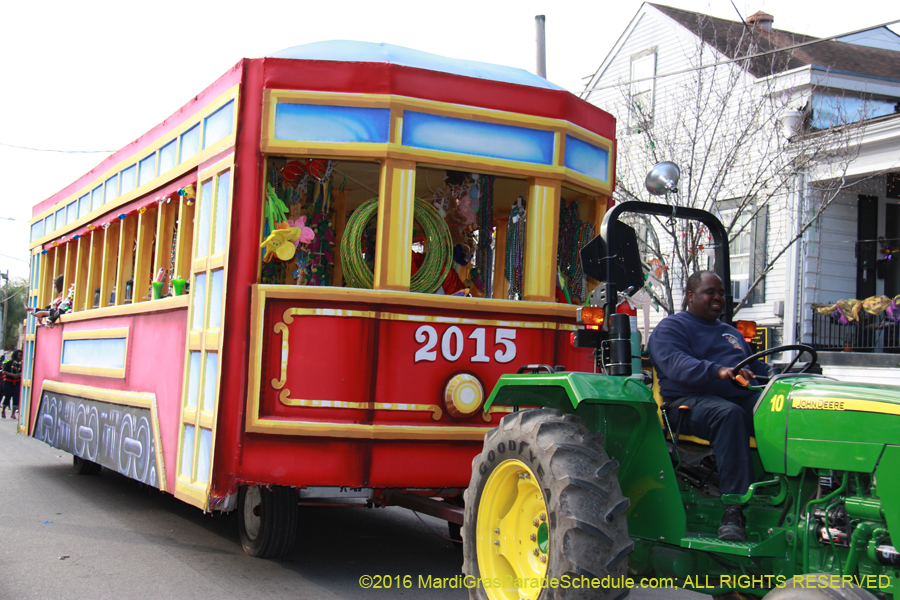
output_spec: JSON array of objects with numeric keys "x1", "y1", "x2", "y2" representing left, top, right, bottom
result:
[
  {"x1": 505, "y1": 199, "x2": 526, "y2": 299},
  {"x1": 475, "y1": 175, "x2": 494, "y2": 297}
]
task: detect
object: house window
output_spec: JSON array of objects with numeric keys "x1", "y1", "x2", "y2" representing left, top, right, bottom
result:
[
  {"x1": 718, "y1": 202, "x2": 767, "y2": 306},
  {"x1": 629, "y1": 50, "x2": 656, "y2": 132}
]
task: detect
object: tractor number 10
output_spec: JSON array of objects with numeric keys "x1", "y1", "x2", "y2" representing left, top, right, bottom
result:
[
  {"x1": 414, "y1": 326, "x2": 517, "y2": 364},
  {"x1": 770, "y1": 394, "x2": 785, "y2": 412}
]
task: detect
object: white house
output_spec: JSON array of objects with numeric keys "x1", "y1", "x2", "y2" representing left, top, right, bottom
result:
[{"x1": 581, "y1": 3, "x2": 900, "y2": 383}]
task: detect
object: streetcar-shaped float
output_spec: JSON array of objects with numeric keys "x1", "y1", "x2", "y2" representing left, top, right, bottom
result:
[{"x1": 22, "y1": 41, "x2": 615, "y2": 555}]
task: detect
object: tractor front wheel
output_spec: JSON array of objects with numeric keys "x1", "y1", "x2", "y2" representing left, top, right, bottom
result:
[
  {"x1": 238, "y1": 485, "x2": 298, "y2": 558},
  {"x1": 462, "y1": 408, "x2": 633, "y2": 600}
]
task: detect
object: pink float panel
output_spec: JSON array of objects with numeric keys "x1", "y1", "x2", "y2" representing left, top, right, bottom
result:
[{"x1": 29, "y1": 308, "x2": 188, "y2": 492}]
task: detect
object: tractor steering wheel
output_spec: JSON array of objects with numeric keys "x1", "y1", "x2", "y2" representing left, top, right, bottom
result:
[{"x1": 731, "y1": 344, "x2": 818, "y2": 389}]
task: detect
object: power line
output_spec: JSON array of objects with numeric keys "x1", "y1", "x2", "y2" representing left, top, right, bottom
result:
[
  {"x1": 0, "y1": 141, "x2": 114, "y2": 154},
  {"x1": 0, "y1": 254, "x2": 28, "y2": 263},
  {"x1": 581, "y1": 18, "x2": 900, "y2": 96}
]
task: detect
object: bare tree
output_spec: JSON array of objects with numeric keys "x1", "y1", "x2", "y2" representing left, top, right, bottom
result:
[{"x1": 607, "y1": 15, "x2": 868, "y2": 316}]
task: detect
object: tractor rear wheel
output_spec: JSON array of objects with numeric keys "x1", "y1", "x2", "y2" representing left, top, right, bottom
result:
[
  {"x1": 238, "y1": 485, "x2": 298, "y2": 558},
  {"x1": 762, "y1": 574, "x2": 878, "y2": 599},
  {"x1": 462, "y1": 408, "x2": 632, "y2": 600}
]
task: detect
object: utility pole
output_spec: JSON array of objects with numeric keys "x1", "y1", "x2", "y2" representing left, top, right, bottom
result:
[{"x1": 1, "y1": 271, "x2": 7, "y2": 350}]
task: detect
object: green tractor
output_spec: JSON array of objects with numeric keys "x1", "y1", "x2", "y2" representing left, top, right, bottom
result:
[{"x1": 461, "y1": 191, "x2": 900, "y2": 599}]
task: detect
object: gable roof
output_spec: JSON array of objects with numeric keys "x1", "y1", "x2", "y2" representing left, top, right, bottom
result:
[{"x1": 650, "y1": 3, "x2": 900, "y2": 82}]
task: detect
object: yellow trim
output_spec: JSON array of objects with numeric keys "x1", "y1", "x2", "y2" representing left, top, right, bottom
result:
[
  {"x1": 174, "y1": 161, "x2": 234, "y2": 513},
  {"x1": 791, "y1": 397, "x2": 900, "y2": 416},
  {"x1": 277, "y1": 390, "x2": 444, "y2": 421},
  {"x1": 60, "y1": 294, "x2": 189, "y2": 323},
  {"x1": 275, "y1": 306, "x2": 574, "y2": 330},
  {"x1": 244, "y1": 286, "x2": 577, "y2": 439},
  {"x1": 255, "y1": 285, "x2": 581, "y2": 318},
  {"x1": 523, "y1": 179, "x2": 561, "y2": 302},
  {"x1": 30, "y1": 85, "x2": 240, "y2": 247},
  {"x1": 373, "y1": 160, "x2": 415, "y2": 291},
  {"x1": 62, "y1": 327, "x2": 129, "y2": 341},
  {"x1": 59, "y1": 327, "x2": 129, "y2": 379},
  {"x1": 198, "y1": 153, "x2": 236, "y2": 182},
  {"x1": 260, "y1": 90, "x2": 614, "y2": 195},
  {"x1": 38, "y1": 380, "x2": 167, "y2": 492}
]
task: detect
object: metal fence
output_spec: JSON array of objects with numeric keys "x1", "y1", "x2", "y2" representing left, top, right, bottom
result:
[{"x1": 811, "y1": 310, "x2": 900, "y2": 353}]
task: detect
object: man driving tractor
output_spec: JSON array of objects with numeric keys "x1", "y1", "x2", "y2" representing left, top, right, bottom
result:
[{"x1": 648, "y1": 270, "x2": 769, "y2": 542}]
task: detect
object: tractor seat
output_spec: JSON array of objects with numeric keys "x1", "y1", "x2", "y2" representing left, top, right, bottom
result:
[{"x1": 651, "y1": 370, "x2": 757, "y2": 449}]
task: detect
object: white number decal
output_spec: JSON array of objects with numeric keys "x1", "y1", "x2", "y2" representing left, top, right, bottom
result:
[
  {"x1": 414, "y1": 326, "x2": 518, "y2": 364},
  {"x1": 414, "y1": 325, "x2": 438, "y2": 362},
  {"x1": 469, "y1": 329, "x2": 490, "y2": 363},
  {"x1": 494, "y1": 329, "x2": 517, "y2": 363},
  {"x1": 441, "y1": 326, "x2": 464, "y2": 361}
]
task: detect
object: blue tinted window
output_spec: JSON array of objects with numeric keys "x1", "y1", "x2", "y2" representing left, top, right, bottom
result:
[
  {"x1": 213, "y1": 171, "x2": 230, "y2": 254},
  {"x1": 158, "y1": 140, "x2": 176, "y2": 174},
  {"x1": 55, "y1": 209, "x2": 66, "y2": 230},
  {"x1": 203, "y1": 100, "x2": 234, "y2": 148},
  {"x1": 104, "y1": 174, "x2": 119, "y2": 203},
  {"x1": 66, "y1": 202, "x2": 77, "y2": 224},
  {"x1": 78, "y1": 194, "x2": 90, "y2": 218},
  {"x1": 180, "y1": 124, "x2": 200, "y2": 163},
  {"x1": 30, "y1": 221, "x2": 43, "y2": 242},
  {"x1": 138, "y1": 153, "x2": 156, "y2": 186},
  {"x1": 91, "y1": 186, "x2": 103, "y2": 212},
  {"x1": 120, "y1": 165, "x2": 137, "y2": 194},
  {"x1": 44, "y1": 217, "x2": 53, "y2": 236}
]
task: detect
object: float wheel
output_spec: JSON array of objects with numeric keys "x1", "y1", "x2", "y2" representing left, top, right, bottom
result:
[
  {"x1": 462, "y1": 408, "x2": 633, "y2": 600},
  {"x1": 238, "y1": 485, "x2": 298, "y2": 558}
]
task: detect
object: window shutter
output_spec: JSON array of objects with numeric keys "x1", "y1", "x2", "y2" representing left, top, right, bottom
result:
[{"x1": 749, "y1": 205, "x2": 767, "y2": 305}]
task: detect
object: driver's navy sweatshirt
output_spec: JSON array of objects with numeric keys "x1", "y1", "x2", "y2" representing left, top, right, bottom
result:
[{"x1": 648, "y1": 311, "x2": 767, "y2": 402}]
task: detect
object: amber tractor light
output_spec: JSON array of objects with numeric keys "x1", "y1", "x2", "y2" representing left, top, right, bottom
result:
[
  {"x1": 577, "y1": 306, "x2": 605, "y2": 327},
  {"x1": 735, "y1": 320, "x2": 757, "y2": 343}
]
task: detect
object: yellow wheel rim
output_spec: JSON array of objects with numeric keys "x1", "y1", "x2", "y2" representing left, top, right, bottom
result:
[{"x1": 476, "y1": 459, "x2": 549, "y2": 600}]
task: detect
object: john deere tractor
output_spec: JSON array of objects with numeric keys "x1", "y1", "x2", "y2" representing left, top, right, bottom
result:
[{"x1": 462, "y1": 175, "x2": 900, "y2": 599}]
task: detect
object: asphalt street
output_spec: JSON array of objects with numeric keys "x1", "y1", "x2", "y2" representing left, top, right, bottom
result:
[{"x1": 0, "y1": 416, "x2": 704, "y2": 600}]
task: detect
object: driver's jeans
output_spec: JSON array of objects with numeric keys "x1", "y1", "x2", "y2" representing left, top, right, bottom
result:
[{"x1": 665, "y1": 392, "x2": 759, "y2": 497}]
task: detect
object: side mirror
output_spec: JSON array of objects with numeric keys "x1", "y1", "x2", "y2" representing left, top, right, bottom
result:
[{"x1": 645, "y1": 162, "x2": 681, "y2": 196}]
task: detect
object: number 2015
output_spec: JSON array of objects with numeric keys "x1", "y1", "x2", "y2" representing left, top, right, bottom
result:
[{"x1": 414, "y1": 326, "x2": 517, "y2": 364}]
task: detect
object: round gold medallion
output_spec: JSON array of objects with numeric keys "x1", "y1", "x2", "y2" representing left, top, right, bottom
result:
[{"x1": 443, "y1": 373, "x2": 485, "y2": 419}]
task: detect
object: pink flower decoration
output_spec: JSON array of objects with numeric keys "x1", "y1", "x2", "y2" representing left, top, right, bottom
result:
[{"x1": 286, "y1": 216, "x2": 315, "y2": 247}]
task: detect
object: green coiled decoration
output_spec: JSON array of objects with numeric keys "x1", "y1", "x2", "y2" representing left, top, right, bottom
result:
[{"x1": 340, "y1": 198, "x2": 452, "y2": 293}]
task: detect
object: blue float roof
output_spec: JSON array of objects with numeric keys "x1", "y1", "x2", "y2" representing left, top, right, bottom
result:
[{"x1": 267, "y1": 40, "x2": 564, "y2": 91}]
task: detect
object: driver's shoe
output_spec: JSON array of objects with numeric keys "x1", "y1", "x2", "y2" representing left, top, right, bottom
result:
[{"x1": 718, "y1": 506, "x2": 747, "y2": 541}]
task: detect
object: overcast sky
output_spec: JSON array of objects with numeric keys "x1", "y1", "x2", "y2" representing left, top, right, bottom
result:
[{"x1": 1, "y1": 0, "x2": 897, "y2": 282}]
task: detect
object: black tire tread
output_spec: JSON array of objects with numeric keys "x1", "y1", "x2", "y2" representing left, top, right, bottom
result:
[
  {"x1": 463, "y1": 408, "x2": 632, "y2": 599},
  {"x1": 238, "y1": 485, "x2": 298, "y2": 559}
]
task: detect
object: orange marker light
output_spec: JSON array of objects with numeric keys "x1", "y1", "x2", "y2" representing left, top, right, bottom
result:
[
  {"x1": 576, "y1": 306, "x2": 605, "y2": 327},
  {"x1": 735, "y1": 320, "x2": 757, "y2": 344}
]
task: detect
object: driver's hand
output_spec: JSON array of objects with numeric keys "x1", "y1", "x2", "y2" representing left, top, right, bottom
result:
[{"x1": 718, "y1": 366, "x2": 756, "y2": 382}]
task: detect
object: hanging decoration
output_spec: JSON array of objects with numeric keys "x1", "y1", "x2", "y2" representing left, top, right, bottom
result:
[
  {"x1": 302, "y1": 175, "x2": 337, "y2": 286},
  {"x1": 341, "y1": 198, "x2": 452, "y2": 293},
  {"x1": 474, "y1": 175, "x2": 494, "y2": 296},
  {"x1": 505, "y1": 197, "x2": 526, "y2": 299},
  {"x1": 555, "y1": 199, "x2": 594, "y2": 304}
]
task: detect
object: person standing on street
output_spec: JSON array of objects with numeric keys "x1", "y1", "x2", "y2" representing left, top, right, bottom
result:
[{"x1": 2, "y1": 350, "x2": 23, "y2": 420}]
